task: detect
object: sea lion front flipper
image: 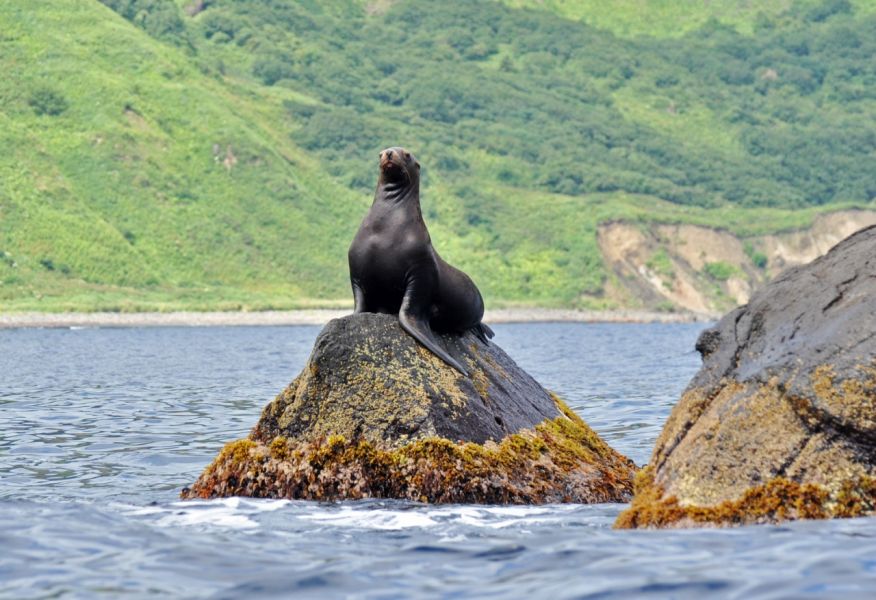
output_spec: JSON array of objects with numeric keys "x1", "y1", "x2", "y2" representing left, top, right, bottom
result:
[
  {"x1": 399, "y1": 284, "x2": 468, "y2": 375},
  {"x1": 351, "y1": 281, "x2": 367, "y2": 313}
]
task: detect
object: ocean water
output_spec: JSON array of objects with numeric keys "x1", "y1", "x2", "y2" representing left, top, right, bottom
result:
[{"x1": 2, "y1": 323, "x2": 876, "y2": 599}]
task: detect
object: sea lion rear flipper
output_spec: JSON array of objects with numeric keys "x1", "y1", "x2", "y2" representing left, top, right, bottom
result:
[
  {"x1": 399, "y1": 309, "x2": 468, "y2": 376},
  {"x1": 478, "y1": 323, "x2": 495, "y2": 341}
]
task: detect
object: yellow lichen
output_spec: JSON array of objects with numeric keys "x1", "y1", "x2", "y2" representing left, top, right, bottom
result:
[
  {"x1": 470, "y1": 363, "x2": 491, "y2": 401},
  {"x1": 810, "y1": 364, "x2": 876, "y2": 431},
  {"x1": 467, "y1": 344, "x2": 511, "y2": 401}
]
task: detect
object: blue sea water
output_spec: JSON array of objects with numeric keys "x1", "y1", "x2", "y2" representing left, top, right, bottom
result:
[{"x1": 2, "y1": 322, "x2": 876, "y2": 599}]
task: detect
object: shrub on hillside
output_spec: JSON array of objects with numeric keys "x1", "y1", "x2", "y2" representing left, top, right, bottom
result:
[
  {"x1": 252, "y1": 55, "x2": 295, "y2": 86},
  {"x1": 29, "y1": 89, "x2": 68, "y2": 116},
  {"x1": 100, "y1": 0, "x2": 190, "y2": 46},
  {"x1": 704, "y1": 261, "x2": 737, "y2": 281}
]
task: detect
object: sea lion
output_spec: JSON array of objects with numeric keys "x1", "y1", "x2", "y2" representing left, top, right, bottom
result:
[{"x1": 348, "y1": 147, "x2": 494, "y2": 375}]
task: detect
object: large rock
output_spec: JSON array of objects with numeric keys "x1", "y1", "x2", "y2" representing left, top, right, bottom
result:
[
  {"x1": 252, "y1": 313, "x2": 561, "y2": 446},
  {"x1": 184, "y1": 313, "x2": 635, "y2": 504},
  {"x1": 617, "y1": 225, "x2": 876, "y2": 529}
]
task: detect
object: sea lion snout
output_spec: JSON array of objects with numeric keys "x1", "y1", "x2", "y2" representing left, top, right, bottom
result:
[
  {"x1": 379, "y1": 148, "x2": 398, "y2": 171},
  {"x1": 380, "y1": 147, "x2": 403, "y2": 165},
  {"x1": 378, "y1": 147, "x2": 418, "y2": 182}
]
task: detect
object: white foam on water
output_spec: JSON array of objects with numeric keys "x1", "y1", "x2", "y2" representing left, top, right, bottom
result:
[
  {"x1": 171, "y1": 497, "x2": 292, "y2": 513},
  {"x1": 300, "y1": 506, "x2": 440, "y2": 530},
  {"x1": 120, "y1": 498, "x2": 591, "y2": 535},
  {"x1": 429, "y1": 504, "x2": 581, "y2": 529},
  {"x1": 121, "y1": 498, "x2": 291, "y2": 530},
  {"x1": 156, "y1": 506, "x2": 259, "y2": 529},
  {"x1": 234, "y1": 498, "x2": 292, "y2": 512},
  {"x1": 297, "y1": 503, "x2": 587, "y2": 532},
  {"x1": 437, "y1": 534, "x2": 469, "y2": 543}
]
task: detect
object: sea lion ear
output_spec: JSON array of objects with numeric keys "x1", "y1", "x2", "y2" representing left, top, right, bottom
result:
[{"x1": 415, "y1": 161, "x2": 420, "y2": 170}]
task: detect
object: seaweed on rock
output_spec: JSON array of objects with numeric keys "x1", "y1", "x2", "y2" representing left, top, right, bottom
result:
[
  {"x1": 183, "y1": 314, "x2": 635, "y2": 504},
  {"x1": 183, "y1": 396, "x2": 634, "y2": 504}
]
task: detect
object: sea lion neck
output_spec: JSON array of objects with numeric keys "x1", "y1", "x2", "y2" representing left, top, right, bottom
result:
[{"x1": 375, "y1": 177, "x2": 420, "y2": 205}]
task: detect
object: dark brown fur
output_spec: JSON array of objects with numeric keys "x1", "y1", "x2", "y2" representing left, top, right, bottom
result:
[{"x1": 348, "y1": 147, "x2": 493, "y2": 374}]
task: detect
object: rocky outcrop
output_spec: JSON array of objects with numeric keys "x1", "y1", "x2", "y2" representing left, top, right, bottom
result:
[
  {"x1": 183, "y1": 313, "x2": 635, "y2": 503},
  {"x1": 616, "y1": 225, "x2": 876, "y2": 528}
]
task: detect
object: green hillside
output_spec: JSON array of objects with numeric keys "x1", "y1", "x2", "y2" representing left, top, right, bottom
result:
[
  {"x1": 1, "y1": 0, "x2": 875, "y2": 312},
  {"x1": 501, "y1": 0, "x2": 876, "y2": 37}
]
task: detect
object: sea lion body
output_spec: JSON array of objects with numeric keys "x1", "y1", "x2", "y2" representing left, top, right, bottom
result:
[{"x1": 348, "y1": 147, "x2": 493, "y2": 374}]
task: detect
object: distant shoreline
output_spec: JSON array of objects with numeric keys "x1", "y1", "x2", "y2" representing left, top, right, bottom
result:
[{"x1": 0, "y1": 308, "x2": 718, "y2": 329}]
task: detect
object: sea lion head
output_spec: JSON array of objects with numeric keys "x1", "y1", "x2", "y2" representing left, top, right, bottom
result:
[{"x1": 378, "y1": 146, "x2": 420, "y2": 187}]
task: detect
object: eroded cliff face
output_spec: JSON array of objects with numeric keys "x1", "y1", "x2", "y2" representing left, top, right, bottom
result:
[{"x1": 597, "y1": 210, "x2": 876, "y2": 314}]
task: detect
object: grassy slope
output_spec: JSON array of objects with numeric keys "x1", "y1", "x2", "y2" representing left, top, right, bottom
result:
[
  {"x1": 1, "y1": 0, "x2": 874, "y2": 312},
  {"x1": 0, "y1": 0, "x2": 367, "y2": 311}
]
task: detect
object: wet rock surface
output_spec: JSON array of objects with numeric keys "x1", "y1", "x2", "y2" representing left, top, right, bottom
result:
[
  {"x1": 184, "y1": 313, "x2": 635, "y2": 503},
  {"x1": 617, "y1": 225, "x2": 876, "y2": 529},
  {"x1": 251, "y1": 313, "x2": 560, "y2": 447}
]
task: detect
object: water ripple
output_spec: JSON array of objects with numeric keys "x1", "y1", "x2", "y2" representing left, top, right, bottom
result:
[{"x1": 3, "y1": 324, "x2": 876, "y2": 598}]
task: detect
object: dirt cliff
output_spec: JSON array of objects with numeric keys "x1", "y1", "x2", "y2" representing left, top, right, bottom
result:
[{"x1": 598, "y1": 210, "x2": 876, "y2": 314}]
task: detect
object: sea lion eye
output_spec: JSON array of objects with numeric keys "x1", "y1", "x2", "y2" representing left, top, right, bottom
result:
[{"x1": 405, "y1": 152, "x2": 411, "y2": 161}]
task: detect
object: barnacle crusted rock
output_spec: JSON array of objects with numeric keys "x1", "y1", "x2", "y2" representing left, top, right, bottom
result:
[
  {"x1": 183, "y1": 313, "x2": 635, "y2": 503},
  {"x1": 617, "y1": 225, "x2": 876, "y2": 528}
]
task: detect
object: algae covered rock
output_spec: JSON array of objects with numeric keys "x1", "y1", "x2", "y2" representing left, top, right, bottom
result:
[
  {"x1": 252, "y1": 313, "x2": 561, "y2": 447},
  {"x1": 617, "y1": 225, "x2": 876, "y2": 529},
  {"x1": 183, "y1": 313, "x2": 635, "y2": 504}
]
